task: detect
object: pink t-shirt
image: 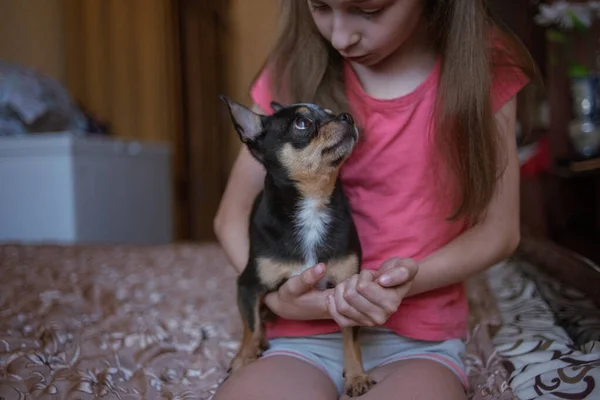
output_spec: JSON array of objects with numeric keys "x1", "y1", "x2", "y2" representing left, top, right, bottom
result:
[{"x1": 250, "y1": 56, "x2": 528, "y2": 341}]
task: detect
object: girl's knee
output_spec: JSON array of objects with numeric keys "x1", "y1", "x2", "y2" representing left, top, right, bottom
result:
[{"x1": 213, "y1": 356, "x2": 337, "y2": 400}]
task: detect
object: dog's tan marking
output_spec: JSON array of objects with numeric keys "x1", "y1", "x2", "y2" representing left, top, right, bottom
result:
[
  {"x1": 326, "y1": 253, "x2": 360, "y2": 286},
  {"x1": 319, "y1": 123, "x2": 347, "y2": 140},
  {"x1": 296, "y1": 106, "x2": 310, "y2": 115},
  {"x1": 342, "y1": 326, "x2": 376, "y2": 396},
  {"x1": 279, "y1": 141, "x2": 340, "y2": 200},
  {"x1": 279, "y1": 119, "x2": 355, "y2": 199},
  {"x1": 257, "y1": 258, "x2": 304, "y2": 290},
  {"x1": 258, "y1": 254, "x2": 359, "y2": 291},
  {"x1": 229, "y1": 294, "x2": 267, "y2": 373},
  {"x1": 297, "y1": 175, "x2": 336, "y2": 203}
]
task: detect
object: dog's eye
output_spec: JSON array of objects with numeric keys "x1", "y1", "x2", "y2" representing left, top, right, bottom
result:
[{"x1": 294, "y1": 117, "x2": 312, "y2": 131}]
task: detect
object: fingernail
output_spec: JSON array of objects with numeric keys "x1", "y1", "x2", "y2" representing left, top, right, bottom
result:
[
  {"x1": 380, "y1": 268, "x2": 407, "y2": 286},
  {"x1": 397, "y1": 268, "x2": 408, "y2": 280},
  {"x1": 315, "y1": 263, "x2": 324, "y2": 275}
]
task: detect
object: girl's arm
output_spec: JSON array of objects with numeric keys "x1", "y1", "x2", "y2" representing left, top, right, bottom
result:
[
  {"x1": 327, "y1": 97, "x2": 521, "y2": 327},
  {"x1": 403, "y1": 96, "x2": 521, "y2": 296},
  {"x1": 214, "y1": 140, "x2": 265, "y2": 273}
]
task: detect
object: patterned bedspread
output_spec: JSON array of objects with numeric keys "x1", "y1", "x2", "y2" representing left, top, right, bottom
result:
[
  {"x1": 0, "y1": 242, "x2": 598, "y2": 399},
  {"x1": 489, "y1": 258, "x2": 600, "y2": 400}
]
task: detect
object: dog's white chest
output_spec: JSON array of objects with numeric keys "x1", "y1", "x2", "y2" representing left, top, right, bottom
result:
[{"x1": 293, "y1": 198, "x2": 331, "y2": 274}]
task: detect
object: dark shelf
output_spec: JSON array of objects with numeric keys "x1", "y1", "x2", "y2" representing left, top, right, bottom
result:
[
  {"x1": 554, "y1": 231, "x2": 600, "y2": 266},
  {"x1": 553, "y1": 157, "x2": 600, "y2": 178}
]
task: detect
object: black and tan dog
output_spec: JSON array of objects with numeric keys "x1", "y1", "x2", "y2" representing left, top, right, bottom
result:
[{"x1": 220, "y1": 96, "x2": 375, "y2": 397}]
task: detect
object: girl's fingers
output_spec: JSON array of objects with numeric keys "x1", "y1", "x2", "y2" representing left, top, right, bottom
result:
[
  {"x1": 355, "y1": 281, "x2": 397, "y2": 315},
  {"x1": 344, "y1": 274, "x2": 388, "y2": 325},
  {"x1": 280, "y1": 263, "x2": 326, "y2": 298},
  {"x1": 356, "y1": 270, "x2": 404, "y2": 316},
  {"x1": 327, "y1": 294, "x2": 360, "y2": 328},
  {"x1": 333, "y1": 281, "x2": 372, "y2": 326},
  {"x1": 377, "y1": 259, "x2": 418, "y2": 287}
]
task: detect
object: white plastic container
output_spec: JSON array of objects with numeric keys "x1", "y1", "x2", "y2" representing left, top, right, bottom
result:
[{"x1": 0, "y1": 132, "x2": 173, "y2": 244}]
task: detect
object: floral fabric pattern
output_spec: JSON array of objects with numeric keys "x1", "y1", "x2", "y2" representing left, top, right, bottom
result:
[
  {"x1": 1, "y1": 242, "x2": 599, "y2": 399},
  {"x1": 489, "y1": 259, "x2": 600, "y2": 400}
]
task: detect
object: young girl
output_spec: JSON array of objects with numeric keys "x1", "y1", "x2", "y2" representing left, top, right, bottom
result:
[{"x1": 214, "y1": 0, "x2": 535, "y2": 399}]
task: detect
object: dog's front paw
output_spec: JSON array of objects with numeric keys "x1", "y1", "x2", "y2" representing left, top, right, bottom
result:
[{"x1": 344, "y1": 373, "x2": 376, "y2": 397}]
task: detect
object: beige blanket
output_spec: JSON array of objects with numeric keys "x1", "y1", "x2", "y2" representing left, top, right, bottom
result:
[{"x1": 0, "y1": 242, "x2": 595, "y2": 399}]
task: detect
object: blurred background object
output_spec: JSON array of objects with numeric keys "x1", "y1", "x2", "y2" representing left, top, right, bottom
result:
[
  {"x1": 0, "y1": 61, "x2": 96, "y2": 136},
  {"x1": 0, "y1": 0, "x2": 598, "y2": 262},
  {"x1": 0, "y1": 0, "x2": 279, "y2": 244}
]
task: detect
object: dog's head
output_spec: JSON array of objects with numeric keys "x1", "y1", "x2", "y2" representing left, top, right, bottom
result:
[{"x1": 221, "y1": 96, "x2": 358, "y2": 196}]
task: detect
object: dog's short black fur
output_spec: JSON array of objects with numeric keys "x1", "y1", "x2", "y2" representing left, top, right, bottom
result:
[{"x1": 220, "y1": 96, "x2": 376, "y2": 397}]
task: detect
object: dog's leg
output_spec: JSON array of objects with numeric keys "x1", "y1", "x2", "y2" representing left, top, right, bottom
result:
[
  {"x1": 342, "y1": 326, "x2": 376, "y2": 397},
  {"x1": 229, "y1": 284, "x2": 267, "y2": 374},
  {"x1": 326, "y1": 254, "x2": 376, "y2": 397},
  {"x1": 259, "y1": 275, "x2": 288, "y2": 323}
]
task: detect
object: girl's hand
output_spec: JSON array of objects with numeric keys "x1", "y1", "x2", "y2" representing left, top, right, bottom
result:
[
  {"x1": 326, "y1": 258, "x2": 418, "y2": 328},
  {"x1": 263, "y1": 263, "x2": 331, "y2": 320}
]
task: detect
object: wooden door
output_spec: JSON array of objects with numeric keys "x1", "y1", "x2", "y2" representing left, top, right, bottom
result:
[
  {"x1": 62, "y1": 0, "x2": 186, "y2": 238},
  {"x1": 179, "y1": 0, "x2": 229, "y2": 241}
]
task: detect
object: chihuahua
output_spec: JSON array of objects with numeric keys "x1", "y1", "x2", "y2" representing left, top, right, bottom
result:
[{"x1": 220, "y1": 96, "x2": 375, "y2": 397}]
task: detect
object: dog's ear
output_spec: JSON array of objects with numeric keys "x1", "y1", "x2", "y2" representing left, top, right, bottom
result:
[
  {"x1": 270, "y1": 101, "x2": 284, "y2": 113},
  {"x1": 220, "y1": 95, "x2": 266, "y2": 162},
  {"x1": 220, "y1": 96, "x2": 264, "y2": 143}
]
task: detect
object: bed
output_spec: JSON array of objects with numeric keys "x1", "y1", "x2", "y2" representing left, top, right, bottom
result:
[{"x1": 1, "y1": 239, "x2": 599, "y2": 400}]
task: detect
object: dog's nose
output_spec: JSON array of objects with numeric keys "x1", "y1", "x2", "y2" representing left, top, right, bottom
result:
[{"x1": 338, "y1": 113, "x2": 354, "y2": 125}]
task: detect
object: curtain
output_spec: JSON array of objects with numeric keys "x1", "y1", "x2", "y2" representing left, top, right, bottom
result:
[{"x1": 62, "y1": 0, "x2": 186, "y2": 237}]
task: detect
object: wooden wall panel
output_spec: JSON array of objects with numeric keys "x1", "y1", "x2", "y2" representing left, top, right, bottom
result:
[
  {"x1": 179, "y1": 0, "x2": 228, "y2": 241},
  {"x1": 62, "y1": 0, "x2": 185, "y2": 238},
  {"x1": 0, "y1": 0, "x2": 66, "y2": 82},
  {"x1": 56, "y1": 0, "x2": 281, "y2": 241},
  {"x1": 178, "y1": 0, "x2": 280, "y2": 240},
  {"x1": 62, "y1": 0, "x2": 181, "y2": 144},
  {"x1": 223, "y1": 0, "x2": 280, "y2": 171}
]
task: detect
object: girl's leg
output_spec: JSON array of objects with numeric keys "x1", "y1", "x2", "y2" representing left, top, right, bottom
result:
[
  {"x1": 340, "y1": 358, "x2": 467, "y2": 400},
  {"x1": 213, "y1": 355, "x2": 338, "y2": 400}
]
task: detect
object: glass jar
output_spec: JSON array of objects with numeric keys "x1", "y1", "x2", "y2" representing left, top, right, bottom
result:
[{"x1": 568, "y1": 74, "x2": 600, "y2": 158}]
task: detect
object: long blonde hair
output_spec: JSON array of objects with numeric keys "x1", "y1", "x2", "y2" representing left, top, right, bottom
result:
[{"x1": 255, "y1": 0, "x2": 536, "y2": 222}]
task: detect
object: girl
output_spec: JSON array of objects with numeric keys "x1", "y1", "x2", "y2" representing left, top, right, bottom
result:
[{"x1": 214, "y1": 0, "x2": 535, "y2": 399}]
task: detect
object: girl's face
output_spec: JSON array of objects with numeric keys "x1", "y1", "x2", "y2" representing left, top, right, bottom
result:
[{"x1": 307, "y1": 0, "x2": 424, "y2": 67}]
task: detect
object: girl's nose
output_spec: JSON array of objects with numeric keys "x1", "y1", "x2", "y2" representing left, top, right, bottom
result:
[{"x1": 330, "y1": 17, "x2": 359, "y2": 52}]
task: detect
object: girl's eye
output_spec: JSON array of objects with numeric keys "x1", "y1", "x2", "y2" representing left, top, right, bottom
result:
[
  {"x1": 308, "y1": 2, "x2": 329, "y2": 12},
  {"x1": 294, "y1": 117, "x2": 313, "y2": 131},
  {"x1": 358, "y1": 8, "x2": 383, "y2": 17}
]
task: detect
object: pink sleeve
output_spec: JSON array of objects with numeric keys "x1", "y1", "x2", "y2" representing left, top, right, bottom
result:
[
  {"x1": 250, "y1": 67, "x2": 275, "y2": 115},
  {"x1": 489, "y1": 32, "x2": 530, "y2": 113},
  {"x1": 491, "y1": 63, "x2": 529, "y2": 113}
]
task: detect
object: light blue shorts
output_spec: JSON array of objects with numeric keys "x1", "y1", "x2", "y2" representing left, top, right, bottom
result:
[{"x1": 261, "y1": 327, "x2": 468, "y2": 396}]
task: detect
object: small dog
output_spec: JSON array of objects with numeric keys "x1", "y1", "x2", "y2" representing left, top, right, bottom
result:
[{"x1": 220, "y1": 96, "x2": 376, "y2": 397}]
